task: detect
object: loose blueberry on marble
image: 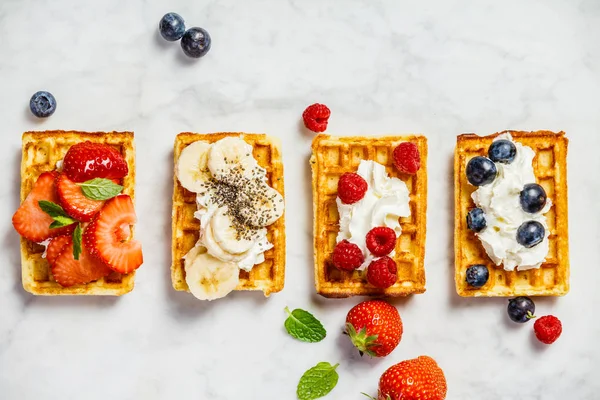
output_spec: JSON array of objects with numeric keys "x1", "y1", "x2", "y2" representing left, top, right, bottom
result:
[
  {"x1": 466, "y1": 156, "x2": 497, "y2": 186},
  {"x1": 507, "y1": 296, "x2": 535, "y2": 323},
  {"x1": 516, "y1": 220, "x2": 545, "y2": 248},
  {"x1": 466, "y1": 264, "x2": 489, "y2": 288},
  {"x1": 467, "y1": 208, "x2": 487, "y2": 232},
  {"x1": 488, "y1": 139, "x2": 517, "y2": 164},
  {"x1": 181, "y1": 27, "x2": 211, "y2": 58},
  {"x1": 520, "y1": 183, "x2": 547, "y2": 213},
  {"x1": 159, "y1": 12, "x2": 186, "y2": 41},
  {"x1": 29, "y1": 91, "x2": 56, "y2": 118}
]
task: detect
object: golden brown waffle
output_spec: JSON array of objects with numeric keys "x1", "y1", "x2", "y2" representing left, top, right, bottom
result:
[
  {"x1": 171, "y1": 132, "x2": 285, "y2": 296},
  {"x1": 19, "y1": 131, "x2": 137, "y2": 296},
  {"x1": 311, "y1": 134, "x2": 427, "y2": 298},
  {"x1": 455, "y1": 130, "x2": 569, "y2": 297}
]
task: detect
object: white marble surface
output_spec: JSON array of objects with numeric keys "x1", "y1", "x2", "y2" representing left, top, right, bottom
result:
[{"x1": 1, "y1": 0, "x2": 599, "y2": 399}]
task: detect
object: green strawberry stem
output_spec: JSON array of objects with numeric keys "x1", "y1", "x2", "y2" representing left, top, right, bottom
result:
[{"x1": 345, "y1": 323, "x2": 380, "y2": 357}]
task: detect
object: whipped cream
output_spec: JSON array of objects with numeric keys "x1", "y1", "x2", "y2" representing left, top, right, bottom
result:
[
  {"x1": 336, "y1": 160, "x2": 411, "y2": 269},
  {"x1": 472, "y1": 133, "x2": 552, "y2": 271}
]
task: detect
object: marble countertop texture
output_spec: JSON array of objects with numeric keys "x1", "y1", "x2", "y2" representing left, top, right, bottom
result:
[{"x1": 1, "y1": 0, "x2": 599, "y2": 399}]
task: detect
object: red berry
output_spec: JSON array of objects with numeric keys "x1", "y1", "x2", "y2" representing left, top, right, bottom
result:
[
  {"x1": 56, "y1": 173, "x2": 106, "y2": 222},
  {"x1": 63, "y1": 141, "x2": 128, "y2": 183},
  {"x1": 367, "y1": 256, "x2": 397, "y2": 288},
  {"x1": 46, "y1": 235, "x2": 71, "y2": 266},
  {"x1": 51, "y1": 238, "x2": 113, "y2": 287},
  {"x1": 337, "y1": 173, "x2": 368, "y2": 204},
  {"x1": 345, "y1": 300, "x2": 402, "y2": 357},
  {"x1": 366, "y1": 227, "x2": 397, "y2": 256},
  {"x1": 377, "y1": 356, "x2": 447, "y2": 400},
  {"x1": 302, "y1": 103, "x2": 331, "y2": 133},
  {"x1": 533, "y1": 315, "x2": 562, "y2": 344},
  {"x1": 393, "y1": 142, "x2": 420, "y2": 174},
  {"x1": 332, "y1": 240, "x2": 364, "y2": 271}
]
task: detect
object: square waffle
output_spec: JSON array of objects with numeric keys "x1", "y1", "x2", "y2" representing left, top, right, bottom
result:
[
  {"x1": 311, "y1": 134, "x2": 428, "y2": 298},
  {"x1": 19, "y1": 131, "x2": 137, "y2": 296},
  {"x1": 455, "y1": 130, "x2": 569, "y2": 297},
  {"x1": 171, "y1": 132, "x2": 285, "y2": 296}
]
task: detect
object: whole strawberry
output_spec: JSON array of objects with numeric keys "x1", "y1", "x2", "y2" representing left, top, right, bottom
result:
[
  {"x1": 377, "y1": 356, "x2": 447, "y2": 400},
  {"x1": 533, "y1": 315, "x2": 562, "y2": 344},
  {"x1": 63, "y1": 141, "x2": 128, "y2": 182},
  {"x1": 345, "y1": 300, "x2": 402, "y2": 357}
]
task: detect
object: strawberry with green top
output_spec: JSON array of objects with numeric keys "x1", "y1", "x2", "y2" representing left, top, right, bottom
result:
[{"x1": 345, "y1": 300, "x2": 402, "y2": 357}]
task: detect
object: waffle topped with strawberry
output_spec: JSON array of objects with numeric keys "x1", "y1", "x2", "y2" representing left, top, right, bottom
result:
[{"x1": 13, "y1": 131, "x2": 142, "y2": 295}]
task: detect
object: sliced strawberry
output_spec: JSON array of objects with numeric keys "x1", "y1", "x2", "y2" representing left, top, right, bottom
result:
[
  {"x1": 83, "y1": 195, "x2": 143, "y2": 274},
  {"x1": 51, "y1": 239, "x2": 113, "y2": 287},
  {"x1": 46, "y1": 235, "x2": 71, "y2": 266},
  {"x1": 56, "y1": 173, "x2": 105, "y2": 222},
  {"x1": 63, "y1": 141, "x2": 128, "y2": 183},
  {"x1": 12, "y1": 171, "x2": 76, "y2": 242}
]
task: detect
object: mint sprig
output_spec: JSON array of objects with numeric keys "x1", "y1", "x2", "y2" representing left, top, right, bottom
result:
[
  {"x1": 77, "y1": 178, "x2": 123, "y2": 201},
  {"x1": 38, "y1": 201, "x2": 77, "y2": 228},
  {"x1": 297, "y1": 362, "x2": 339, "y2": 400},
  {"x1": 72, "y1": 223, "x2": 83, "y2": 260},
  {"x1": 284, "y1": 307, "x2": 326, "y2": 343}
]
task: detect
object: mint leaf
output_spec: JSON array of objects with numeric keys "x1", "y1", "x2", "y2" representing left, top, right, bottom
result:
[
  {"x1": 72, "y1": 223, "x2": 83, "y2": 261},
  {"x1": 49, "y1": 216, "x2": 77, "y2": 229},
  {"x1": 297, "y1": 362, "x2": 339, "y2": 400},
  {"x1": 77, "y1": 178, "x2": 123, "y2": 201},
  {"x1": 39, "y1": 201, "x2": 77, "y2": 228},
  {"x1": 285, "y1": 307, "x2": 326, "y2": 343}
]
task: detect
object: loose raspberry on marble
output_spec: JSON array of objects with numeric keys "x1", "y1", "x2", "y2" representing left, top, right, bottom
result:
[
  {"x1": 533, "y1": 315, "x2": 562, "y2": 344},
  {"x1": 337, "y1": 172, "x2": 368, "y2": 204},
  {"x1": 366, "y1": 256, "x2": 397, "y2": 289},
  {"x1": 366, "y1": 227, "x2": 396, "y2": 257},
  {"x1": 302, "y1": 103, "x2": 330, "y2": 133},
  {"x1": 332, "y1": 240, "x2": 364, "y2": 271},
  {"x1": 393, "y1": 142, "x2": 420, "y2": 174}
]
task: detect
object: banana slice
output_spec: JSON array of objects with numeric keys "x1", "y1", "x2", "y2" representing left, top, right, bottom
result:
[
  {"x1": 177, "y1": 141, "x2": 212, "y2": 193},
  {"x1": 210, "y1": 207, "x2": 257, "y2": 254},
  {"x1": 184, "y1": 246, "x2": 240, "y2": 301},
  {"x1": 240, "y1": 185, "x2": 285, "y2": 227},
  {"x1": 203, "y1": 222, "x2": 250, "y2": 262},
  {"x1": 207, "y1": 137, "x2": 258, "y2": 182}
]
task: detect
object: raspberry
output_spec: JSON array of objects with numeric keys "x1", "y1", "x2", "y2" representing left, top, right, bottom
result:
[
  {"x1": 533, "y1": 315, "x2": 562, "y2": 344},
  {"x1": 337, "y1": 173, "x2": 368, "y2": 204},
  {"x1": 332, "y1": 240, "x2": 364, "y2": 271},
  {"x1": 302, "y1": 103, "x2": 330, "y2": 133},
  {"x1": 367, "y1": 256, "x2": 397, "y2": 289},
  {"x1": 393, "y1": 142, "x2": 420, "y2": 174},
  {"x1": 366, "y1": 227, "x2": 397, "y2": 257}
]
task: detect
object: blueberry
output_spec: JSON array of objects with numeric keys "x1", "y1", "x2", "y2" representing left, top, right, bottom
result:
[
  {"x1": 159, "y1": 13, "x2": 186, "y2": 41},
  {"x1": 466, "y1": 265, "x2": 489, "y2": 288},
  {"x1": 466, "y1": 156, "x2": 497, "y2": 186},
  {"x1": 181, "y1": 27, "x2": 211, "y2": 58},
  {"x1": 517, "y1": 220, "x2": 545, "y2": 248},
  {"x1": 520, "y1": 183, "x2": 547, "y2": 213},
  {"x1": 29, "y1": 91, "x2": 56, "y2": 118},
  {"x1": 467, "y1": 208, "x2": 487, "y2": 232},
  {"x1": 507, "y1": 296, "x2": 535, "y2": 323},
  {"x1": 488, "y1": 139, "x2": 517, "y2": 164}
]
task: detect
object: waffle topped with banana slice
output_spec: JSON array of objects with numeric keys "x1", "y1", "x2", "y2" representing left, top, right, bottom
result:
[{"x1": 174, "y1": 135, "x2": 285, "y2": 300}]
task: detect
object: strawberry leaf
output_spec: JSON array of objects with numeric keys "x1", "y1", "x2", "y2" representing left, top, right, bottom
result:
[
  {"x1": 39, "y1": 201, "x2": 77, "y2": 228},
  {"x1": 72, "y1": 223, "x2": 83, "y2": 261},
  {"x1": 284, "y1": 307, "x2": 326, "y2": 343},
  {"x1": 78, "y1": 178, "x2": 123, "y2": 201},
  {"x1": 297, "y1": 362, "x2": 339, "y2": 400}
]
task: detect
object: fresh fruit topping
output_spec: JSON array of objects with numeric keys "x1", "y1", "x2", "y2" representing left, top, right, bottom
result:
[
  {"x1": 345, "y1": 300, "x2": 402, "y2": 357},
  {"x1": 211, "y1": 206, "x2": 258, "y2": 254},
  {"x1": 520, "y1": 183, "x2": 547, "y2": 213},
  {"x1": 159, "y1": 12, "x2": 186, "y2": 41},
  {"x1": 367, "y1": 256, "x2": 398, "y2": 289},
  {"x1": 181, "y1": 27, "x2": 211, "y2": 58},
  {"x1": 239, "y1": 184, "x2": 284, "y2": 228},
  {"x1": 466, "y1": 156, "x2": 497, "y2": 186},
  {"x1": 507, "y1": 296, "x2": 536, "y2": 323},
  {"x1": 302, "y1": 103, "x2": 331, "y2": 133},
  {"x1": 488, "y1": 139, "x2": 517, "y2": 164},
  {"x1": 376, "y1": 356, "x2": 447, "y2": 400},
  {"x1": 466, "y1": 207, "x2": 487, "y2": 232},
  {"x1": 12, "y1": 172, "x2": 75, "y2": 242},
  {"x1": 331, "y1": 240, "x2": 364, "y2": 271},
  {"x1": 516, "y1": 220, "x2": 545, "y2": 248},
  {"x1": 184, "y1": 245, "x2": 239, "y2": 301},
  {"x1": 51, "y1": 239, "x2": 112, "y2": 287},
  {"x1": 177, "y1": 140, "x2": 213, "y2": 192},
  {"x1": 29, "y1": 91, "x2": 56, "y2": 118},
  {"x1": 337, "y1": 172, "x2": 368, "y2": 204},
  {"x1": 38, "y1": 200, "x2": 77, "y2": 228},
  {"x1": 533, "y1": 315, "x2": 562, "y2": 344},
  {"x1": 465, "y1": 264, "x2": 489, "y2": 288},
  {"x1": 366, "y1": 227, "x2": 397, "y2": 257},
  {"x1": 56, "y1": 174, "x2": 106, "y2": 222},
  {"x1": 392, "y1": 142, "x2": 420, "y2": 174},
  {"x1": 83, "y1": 195, "x2": 143, "y2": 274},
  {"x1": 45, "y1": 235, "x2": 71, "y2": 266},
  {"x1": 63, "y1": 141, "x2": 128, "y2": 183},
  {"x1": 297, "y1": 362, "x2": 339, "y2": 400},
  {"x1": 207, "y1": 137, "x2": 259, "y2": 183},
  {"x1": 284, "y1": 307, "x2": 326, "y2": 343}
]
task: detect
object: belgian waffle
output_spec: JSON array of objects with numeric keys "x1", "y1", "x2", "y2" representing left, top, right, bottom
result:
[
  {"x1": 311, "y1": 134, "x2": 428, "y2": 298},
  {"x1": 19, "y1": 131, "x2": 136, "y2": 296},
  {"x1": 171, "y1": 132, "x2": 286, "y2": 296},
  {"x1": 455, "y1": 130, "x2": 569, "y2": 297}
]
